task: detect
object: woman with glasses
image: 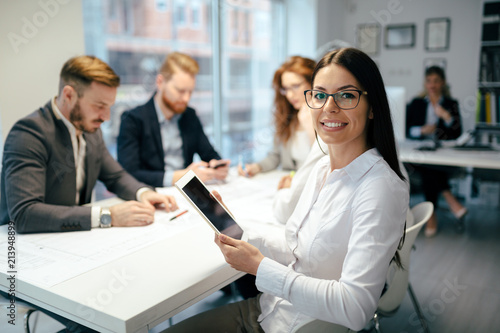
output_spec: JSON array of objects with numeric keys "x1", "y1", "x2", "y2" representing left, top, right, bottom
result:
[
  {"x1": 238, "y1": 56, "x2": 316, "y2": 178},
  {"x1": 163, "y1": 48, "x2": 408, "y2": 332}
]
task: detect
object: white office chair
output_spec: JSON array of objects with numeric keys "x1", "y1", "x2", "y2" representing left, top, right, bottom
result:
[{"x1": 372, "y1": 201, "x2": 433, "y2": 333}]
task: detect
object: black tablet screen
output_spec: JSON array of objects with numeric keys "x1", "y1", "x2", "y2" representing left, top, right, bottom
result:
[{"x1": 183, "y1": 177, "x2": 243, "y2": 240}]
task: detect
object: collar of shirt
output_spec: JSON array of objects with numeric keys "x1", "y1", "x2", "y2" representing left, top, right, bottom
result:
[
  {"x1": 341, "y1": 148, "x2": 382, "y2": 182},
  {"x1": 314, "y1": 148, "x2": 382, "y2": 184},
  {"x1": 424, "y1": 95, "x2": 444, "y2": 104},
  {"x1": 52, "y1": 97, "x2": 76, "y2": 136},
  {"x1": 51, "y1": 97, "x2": 86, "y2": 157}
]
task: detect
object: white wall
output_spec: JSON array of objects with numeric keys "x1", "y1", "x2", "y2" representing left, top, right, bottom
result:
[
  {"x1": 316, "y1": 0, "x2": 348, "y2": 58},
  {"x1": 286, "y1": 0, "x2": 318, "y2": 59},
  {"x1": 315, "y1": 0, "x2": 482, "y2": 132},
  {"x1": 0, "y1": 0, "x2": 85, "y2": 141}
]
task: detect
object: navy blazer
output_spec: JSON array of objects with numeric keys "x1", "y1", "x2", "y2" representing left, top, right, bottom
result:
[
  {"x1": 117, "y1": 95, "x2": 221, "y2": 187},
  {"x1": 405, "y1": 96, "x2": 462, "y2": 140}
]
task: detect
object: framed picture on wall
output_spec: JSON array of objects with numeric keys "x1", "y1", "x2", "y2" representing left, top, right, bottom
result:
[
  {"x1": 356, "y1": 23, "x2": 380, "y2": 55},
  {"x1": 385, "y1": 24, "x2": 416, "y2": 49},
  {"x1": 425, "y1": 18, "x2": 451, "y2": 52}
]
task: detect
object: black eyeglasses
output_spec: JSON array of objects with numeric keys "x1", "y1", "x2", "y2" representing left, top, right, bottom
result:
[{"x1": 304, "y1": 89, "x2": 368, "y2": 110}]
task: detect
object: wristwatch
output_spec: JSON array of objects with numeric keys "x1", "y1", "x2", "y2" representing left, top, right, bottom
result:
[{"x1": 100, "y1": 208, "x2": 112, "y2": 228}]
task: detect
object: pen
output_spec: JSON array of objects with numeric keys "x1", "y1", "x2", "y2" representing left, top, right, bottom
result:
[
  {"x1": 239, "y1": 155, "x2": 248, "y2": 177},
  {"x1": 169, "y1": 210, "x2": 188, "y2": 221},
  {"x1": 289, "y1": 171, "x2": 296, "y2": 178}
]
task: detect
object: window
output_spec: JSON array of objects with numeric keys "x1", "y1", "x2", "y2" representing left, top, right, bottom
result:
[
  {"x1": 191, "y1": 0, "x2": 201, "y2": 28},
  {"x1": 174, "y1": 2, "x2": 187, "y2": 26},
  {"x1": 155, "y1": 0, "x2": 168, "y2": 12},
  {"x1": 82, "y1": 0, "x2": 285, "y2": 165},
  {"x1": 231, "y1": 9, "x2": 239, "y2": 43}
]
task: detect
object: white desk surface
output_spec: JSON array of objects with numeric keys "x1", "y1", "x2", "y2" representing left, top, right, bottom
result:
[
  {"x1": 398, "y1": 140, "x2": 500, "y2": 170},
  {"x1": 0, "y1": 170, "x2": 288, "y2": 333}
]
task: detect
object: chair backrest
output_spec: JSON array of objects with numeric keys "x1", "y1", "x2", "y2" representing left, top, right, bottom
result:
[
  {"x1": 376, "y1": 201, "x2": 434, "y2": 314},
  {"x1": 405, "y1": 207, "x2": 415, "y2": 228}
]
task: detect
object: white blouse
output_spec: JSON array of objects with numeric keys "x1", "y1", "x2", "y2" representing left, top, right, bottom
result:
[{"x1": 252, "y1": 148, "x2": 409, "y2": 332}]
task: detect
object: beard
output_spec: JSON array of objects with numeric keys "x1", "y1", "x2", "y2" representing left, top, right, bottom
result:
[
  {"x1": 69, "y1": 100, "x2": 103, "y2": 133},
  {"x1": 162, "y1": 92, "x2": 188, "y2": 114}
]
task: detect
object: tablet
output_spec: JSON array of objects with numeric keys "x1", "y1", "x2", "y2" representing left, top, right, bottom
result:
[{"x1": 175, "y1": 170, "x2": 245, "y2": 240}]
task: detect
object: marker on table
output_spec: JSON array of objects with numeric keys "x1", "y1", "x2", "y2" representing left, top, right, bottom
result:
[
  {"x1": 169, "y1": 210, "x2": 188, "y2": 221},
  {"x1": 289, "y1": 170, "x2": 296, "y2": 178}
]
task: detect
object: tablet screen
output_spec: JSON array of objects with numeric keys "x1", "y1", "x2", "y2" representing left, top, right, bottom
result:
[{"x1": 182, "y1": 177, "x2": 244, "y2": 240}]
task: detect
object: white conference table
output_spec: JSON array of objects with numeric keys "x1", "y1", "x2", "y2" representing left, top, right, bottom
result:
[
  {"x1": 398, "y1": 140, "x2": 500, "y2": 203},
  {"x1": 397, "y1": 140, "x2": 500, "y2": 170},
  {"x1": 0, "y1": 170, "x2": 287, "y2": 333}
]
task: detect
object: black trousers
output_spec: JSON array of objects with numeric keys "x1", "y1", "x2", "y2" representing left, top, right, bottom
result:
[{"x1": 406, "y1": 163, "x2": 458, "y2": 208}]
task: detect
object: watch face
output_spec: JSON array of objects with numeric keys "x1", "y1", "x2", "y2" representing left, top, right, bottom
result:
[{"x1": 101, "y1": 213, "x2": 112, "y2": 226}]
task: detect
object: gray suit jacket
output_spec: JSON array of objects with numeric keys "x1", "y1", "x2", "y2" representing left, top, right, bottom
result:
[{"x1": 0, "y1": 101, "x2": 148, "y2": 233}]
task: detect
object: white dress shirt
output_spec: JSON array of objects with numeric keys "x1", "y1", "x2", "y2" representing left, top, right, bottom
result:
[
  {"x1": 52, "y1": 98, "x2": 87, "y2": 205},
  {"x1": 252, "y1": 148, "x2": 409, "y2": 332}
]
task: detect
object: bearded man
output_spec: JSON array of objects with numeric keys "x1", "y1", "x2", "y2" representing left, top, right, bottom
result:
[
  {"x1": 0, "y1": 55, "x2": 178, "y2": 233},
  {"x1": 117, "y1": 52, "x2": 230, "y2": 187}
]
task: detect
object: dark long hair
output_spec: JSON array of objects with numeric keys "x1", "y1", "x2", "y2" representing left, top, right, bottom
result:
[{"x1": 312, "y1": 48, "x2": 405, "y2": 181}]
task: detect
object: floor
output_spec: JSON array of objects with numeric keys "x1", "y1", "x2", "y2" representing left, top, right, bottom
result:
[
  {"x1": 376, "y1": 194, "x2": 500, "y2": 333},
  {"x1": 9, "y1": 194, "x2": 500, "y2": 333}
]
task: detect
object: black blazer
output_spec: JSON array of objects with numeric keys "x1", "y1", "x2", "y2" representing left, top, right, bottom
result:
[
  {"x1": 0, "y1": 101, "x2": 146, "y2": 233},
  {"x1": 117, "y1": 95, "x2": 221, "y2": 187},
  {"x1": 405, "y1": 96, "x2": 462, "y2": 140}
]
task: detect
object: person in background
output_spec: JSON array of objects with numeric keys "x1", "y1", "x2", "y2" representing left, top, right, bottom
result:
[
  {"x1": 163, "y1": 47, "x2": 409, "y2": 333},
  {"x1": 0, "y1": 55, "x2": 178, "y2": 332},
  {"x1": 406, "y1": 65, "x2": 466, "y2": 237},
  {"x1": 118, "y1": 52, "x2": 230, "y2": 188},
  {"x1": 235, "y1": 56, "x2": 317, "y2": 298},
  {"x1": 238, "y1": 56, "x2": 316, "y2": 178}
]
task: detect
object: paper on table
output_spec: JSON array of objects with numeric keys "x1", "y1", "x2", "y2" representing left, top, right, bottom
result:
[
  {"x1": 0, "y1": 173, "x2": 285, "y2": 288},
  {"x1": 203, "y1": 175, "x2": 281, "y2": 228},
  {"x1": 0, "y1": 194, "x2": 202, "y2": 288}
]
